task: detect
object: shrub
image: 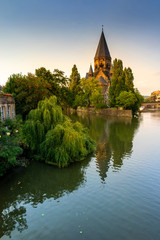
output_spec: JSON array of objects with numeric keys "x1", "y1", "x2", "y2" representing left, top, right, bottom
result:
[{"x1": 0, "y1": 118, "x2": 23, "y2": 176}]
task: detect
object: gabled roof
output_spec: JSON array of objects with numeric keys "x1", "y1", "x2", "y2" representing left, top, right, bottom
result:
[
  {"x1": 98, "y1": 76, "x2": 107, "y2": 84},
  {"x1": 95, "y1": 30, "x2": 111, "y2": 58}
]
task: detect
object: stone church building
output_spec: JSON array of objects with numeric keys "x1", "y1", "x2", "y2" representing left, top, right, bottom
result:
[{"x1": 86, "y1": 29, "x2": 112, "y2": 103}]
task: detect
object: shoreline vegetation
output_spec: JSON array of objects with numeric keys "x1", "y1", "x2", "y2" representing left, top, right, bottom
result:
[
  {"x1": 0, "y1": 59, "x2": 143, "y2": 177},
  {"x1": 0, "y1": 96, "x2": 95, "y2": 177}
]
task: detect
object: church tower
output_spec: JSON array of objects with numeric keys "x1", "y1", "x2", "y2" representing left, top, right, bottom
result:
[
  {"x1": 86, "y1": 29, "x2": 112, "y2": 103},
  {"x1": 94, "y1": 29, "x2": 111, "y2": 79}
]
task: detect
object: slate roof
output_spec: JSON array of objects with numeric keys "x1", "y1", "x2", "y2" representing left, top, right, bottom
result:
[
  {"x1": 85, "y1": 73, "x2": 89, "y2": 79},
  {"x1": 89, "y1": 65, "x2": 93, "y2": 75},
  {"x1": 95, "y1": 31, "x2": 111, "y2": 58},
  {"x1": 98, "y1": 76, "x2": 107, "y2": 84}
]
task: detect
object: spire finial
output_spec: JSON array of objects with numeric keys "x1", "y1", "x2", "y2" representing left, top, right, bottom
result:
[{"x1": 102, "y1": 25, "x2": 104, "y2": 31}]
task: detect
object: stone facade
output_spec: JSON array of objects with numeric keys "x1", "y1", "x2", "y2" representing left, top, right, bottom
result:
[{"x1": 0, "y1": 94, "x2": 16, "y2": 121}]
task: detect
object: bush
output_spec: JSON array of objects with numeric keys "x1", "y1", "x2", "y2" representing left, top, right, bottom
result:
[{"x1": 0, "y1": 117, "x2": 23, "y2": 177}]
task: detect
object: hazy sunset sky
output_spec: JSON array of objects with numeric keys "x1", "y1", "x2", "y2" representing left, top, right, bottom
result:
[{"x1": 0, "y1": 0, "x2": 160, "y2": 95}]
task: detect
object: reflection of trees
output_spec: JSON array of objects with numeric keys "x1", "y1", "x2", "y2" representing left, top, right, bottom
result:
[
  {"x1": 67, "y1": 112, "x2": 107, "y2": 141},
  {"x1": 69, "y1": 112, "x2": 140, "y2": 182},
  {"x1": 108, "y1": 118, "x2": 139, "y2": 169},
  {"x1": 0, "y1": 158, "x2": 90, "y2": 238},
  {"x1": 0, "y1": 112, "x2": 141, "y2": 237},
  {"x1": 96, "y1": 139, "x2": 111, "y2": 182},
  {"x1": 0, "y1": 206, "x2": 27, "y2": 238}
]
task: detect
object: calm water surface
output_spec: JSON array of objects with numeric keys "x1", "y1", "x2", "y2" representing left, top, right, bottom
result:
[{"x1": 0, "y1": 112, "x2": 160, "y2": 240}]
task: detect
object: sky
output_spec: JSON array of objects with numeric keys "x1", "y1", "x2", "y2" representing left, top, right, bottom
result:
[{"x1": 0, "y1": 0, "x2": 160, "y2": 95}]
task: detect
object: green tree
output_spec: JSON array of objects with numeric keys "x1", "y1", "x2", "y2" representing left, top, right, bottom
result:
[
  {"x1": 133, "y1": 89, "x2": 144, "y2": 114},
  {"x1": 74, "y1": 77, "x2": 105, "y2": 108},
  {"x1": 3, "y1": 72, "x2": 52, "y2": 118},
  {"x1": 53, "y1": 69, "x2": 69, "y2": 87},
  {"x1": 3, "y1": 67, "x2": 72, "y2": 119},
  {"x1": 35, "y1": 67, "x2": 72, "y2": 107},
  {"x1": 116, "y1": 90, "x2": 144, "y2": 115},
  {"x1": 0, "y1": 118, "x2": 23, "y2": 177},
  {"x1": 109, "y1": 59, "x2": 126, "y2": 107},
  {"x1": 116, "y1": 91, "x2": 137, "y2": 109},
  {"x1": 3, "y1": 74, "x2": 25, "y2": 94},
  {"x1": 109, "y1": 59, "x2": 143, "y2": 115},
  {"x1": 124, "y1": 67, "x2": 134, "y2": 91},
  {"x1": 69, "y1": 64, "x2": 81, "y2": 94},
  {"x1": 23, "y1": 96, "x2": 95, "y2": 167},
  {"x1": 35, "y1": 67, "x2": 60, "y2": 95},
  {"x1": 90, "y1": 88, "x2": 106, "y2": 110}
]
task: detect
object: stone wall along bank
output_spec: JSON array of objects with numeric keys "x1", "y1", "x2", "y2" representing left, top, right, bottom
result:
[{"x1": 69, "y1": 107, "x2": 132, "y2": 118}]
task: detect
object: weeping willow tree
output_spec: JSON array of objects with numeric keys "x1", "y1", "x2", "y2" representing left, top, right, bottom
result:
[
  {"x1": 24, "y1": 96, "x2": 63, "y2": 151},
  {"x1": 24, "y1": 96, "x2": 95, "y2": 167}
]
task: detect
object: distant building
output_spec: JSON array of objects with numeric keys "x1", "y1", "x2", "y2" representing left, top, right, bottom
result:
[
  {"x1": 86, "y1": 29, "x2": 112, "y2": 103},
  {"x1": 0, "y1": 94, "x2": 15, "y2": 121},
  {"x1": 152, "y1": 90, "x2": 160, "y2": 102},
  {"x1": 0, "y1": 85, "x2": 3, "y2": 91}
]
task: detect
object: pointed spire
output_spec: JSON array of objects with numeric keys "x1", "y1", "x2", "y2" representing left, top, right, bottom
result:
[
  {"x1": 95, "y1": 30, "x2": 111, "y2": 58},
  {"x1": 89, "y1": 64, "x2": 93, "y2": 75}
]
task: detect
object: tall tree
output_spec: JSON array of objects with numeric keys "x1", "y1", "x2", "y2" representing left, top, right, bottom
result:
[
  {"x1": 109, "y1": 59, "x2": 143, "y2": 115},
  {"x1": 69, "y1": 65, "x2": 81, "y2": 94},
  {"x1": 124, "y1": 67, "x2": 134, "y2": 91},
  {"x1": 109, "y1": 59, "x2": 126, "y2": 107}
]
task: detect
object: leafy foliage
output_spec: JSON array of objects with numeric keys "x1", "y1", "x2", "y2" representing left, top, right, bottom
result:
[
  {"x1": 124, "y1": 67, "x2": 134, "y2": 91},
  {"x1": 24, "y1": 96, "x2": 63, "y2": 151},
  {"x1": 116, "y1": 91, "x2": 137, "y2": 109},
  {"x1": 69, "y1": 64, "x2": 81, "y2": 94},
  {"x1": 3, "y1": 72, "x2": 52, "y2": 119},
  {"x1": 23, "y1": 96, "x2": 95, "y2": 167},
  {"x1": 40, "y1": 120, "x2": 95, "y2": 167},
  {"x1": 0, "y1": 118, "x2": 23, "y2": 177},
  {"x1": 109, "y1": 59, "x2": 126, "y2": 107},
  {"x1": 74, "y1": 77, "x2": 105, "y2": 109},
  {"x1": 3, "y1": 67, "x2": 72, "y2": 119},
  {"x1": 109, "y1": 58, "x2": 143, "y2": 114},
  {"x1": 90, "y1": 89, "x2": 106, "y2": 110}
]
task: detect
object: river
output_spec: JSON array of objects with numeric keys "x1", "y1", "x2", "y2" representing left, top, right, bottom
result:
[{"x1": 0, "y1": 112, "x2": 160, "y2": 240}]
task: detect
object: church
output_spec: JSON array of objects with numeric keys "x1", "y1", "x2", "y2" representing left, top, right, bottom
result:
[{"x1": 86, "y1": 29, "x2": 112, "y2": 103}]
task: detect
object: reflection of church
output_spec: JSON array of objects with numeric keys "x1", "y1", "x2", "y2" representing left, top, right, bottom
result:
[{"x1": 86, "y1": 29, "x2": 112, "y2": 103}]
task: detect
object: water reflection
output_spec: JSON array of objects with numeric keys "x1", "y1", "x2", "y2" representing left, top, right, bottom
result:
[
  {"x1": 69, "y1": 112, "x2": 140, "y2": 182},
  {"x1": 0, "y1": 158, "x2": 90, "y2": 238},
  {"x1": 0, "y1": 113, "x2": 140, "y2": 237}
]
